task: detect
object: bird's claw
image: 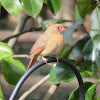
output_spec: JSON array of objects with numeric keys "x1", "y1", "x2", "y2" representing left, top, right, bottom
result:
[
  {"x1": 54, "y1": 55, "x2": 59, "y2": 63},
  {"x1": 42, "y1": 56, "x2": 48, "y2": 64}
]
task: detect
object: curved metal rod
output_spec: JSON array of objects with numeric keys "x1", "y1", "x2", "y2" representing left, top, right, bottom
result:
[{"x1": 9, "y1": 57, "x2": 85, "y2": 100}]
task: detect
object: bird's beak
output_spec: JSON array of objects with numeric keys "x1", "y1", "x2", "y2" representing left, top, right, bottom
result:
[{"x1": 60, "y1": 27, "x2": 67, "y2": 32}]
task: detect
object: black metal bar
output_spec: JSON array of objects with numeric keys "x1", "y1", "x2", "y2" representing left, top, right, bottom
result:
[{"x1": 9, "y1": 57, "x2": 85, "y2": 100}]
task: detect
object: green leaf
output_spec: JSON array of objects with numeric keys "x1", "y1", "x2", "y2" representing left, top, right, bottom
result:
[
  {"x1": 93, "y1": 0, "x2": 100, "y2": 6},
  {"x1": 93, "y1": 46, "x2": 100, "y2": 71},
  {"x1": 97, "y1": 78, "x2": 100, "y2": 83},
  {"x1": 79, "y1": 60, "x2": 98, "y2": 73},
  {"x1": 82, "y1": 39, "x2": 96, "y2": 61},
  {"x1": 73, "y1": 35, "x2": 90, "y2": 57},
  {"x1": 85, "y1": 83, "x2": 97, "y2": 100},
  {"x1": 90, "y1": 7, "x2": 100, "y2": 50},
  {"x1": 64, "y1": 20, "x2": 83, "y2": 43},
  {"x1": 20, "y1": 0, "x2": 43, "y2": 17},
  {"x1": 81, "y1": 39, "x2": 99, "y2": 72},
  {"x1": 60, "y1": 44, "x2": 74, "y2": 59},
  {"x1": 0, "y1": 42, "x2": 14, "y2": 60},
  {"x1": 44, "y1": 0, "x2": 62, "y2": 15},
  {"x1": 95, "y1": 98, "x2": 100, "y2": 100},
  {"x1": 1, "y1": 56, "x2": 26, "y2": 85},
  {"x1": 0, "y1": 2, "x2": 1, "y2": 14},
  {"x1": 60, "y1": 44, "x2": 68, "y2": 59},
  {"x1": 0, "y1": 86, "x2": 4, "y2": 100},
  {"x1": 49, "y1": 61, "x2": 76, "y2": 84},
  {"x1": 0, "y1": 0, "x2": 23, "y2": 17},
  {"x1": 77, "y1": 0, "x2": 95, "y2": 18},
  {"x1": 49, "y1": 64, "x2": 61, "y2": 84},
  {"x1": 43, "y1": 19, "x2": 73, "y2": 29},
  {"x1": 69, "y1": 82, "x2": 97, "y2": 100},
  {"x1": 80, "y1": 71, "x2": 94, "y2": 77},
  {"x1": 75, "y1": 5, "x2": 82, "y2": 21}
]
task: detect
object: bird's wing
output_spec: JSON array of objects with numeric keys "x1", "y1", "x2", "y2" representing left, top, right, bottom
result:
[
  {"x1": 41, "y1": 38, "x2": 58, "y2": 56},
  {"x1": 30, "y1": 33, "x2": 49, "y2": 56}
]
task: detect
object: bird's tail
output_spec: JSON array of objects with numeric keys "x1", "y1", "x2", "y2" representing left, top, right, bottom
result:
[{"x1": 26, "y1": 54, "x2": 39, "y2": 71}]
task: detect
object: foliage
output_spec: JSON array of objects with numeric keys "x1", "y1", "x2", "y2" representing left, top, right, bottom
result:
[
  {"x1": 0, "y1": 42, "x2": 14, "y2": 59},
  {"x1": 0, "y1": 43, "x2": 26, "y2": 85},
  {"x1": 0, "y1": 3, "x2": 1, "y2": 14},
  {"x1": 0, "y1": 0, "x2": 23, "y2": 17},
  {"x1": 0, "y1": 0, "x2": 100, "y2": 99},
  {"x1": 90, "y1": 7, "x2": 100, "y2": 50},
  {"x1": 1, "y1": 56, "x2": 26, "y2": 85},
  {"x1": 44, "y1": 0, "x2": 62, "y2": 15},
  {"x1": 0, "y1": 86, "x2": 4, "y2": 100},
  {"x1": 0, "y1": 0, "x2": 62, "y2": 17},
  {"x1": 49, "y1": 62, "x2": 76, "y2": 84},
  {"x1": 69, "y1": 82, "x2": 97, "y2": 100},
  {"x1": 19, "y1": 0, "x2": 43, "y2": 17},
  {"x1": 63, "y1": 20, "x2": 83, "y2": 43},
  {"x1": 77, "y1": 0, "x2": 95, "y2": 18}
]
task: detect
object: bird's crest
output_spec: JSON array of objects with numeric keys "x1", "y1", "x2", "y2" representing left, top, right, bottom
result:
[
  {"x1": 48, "y1": 24, "x2": 57, "y2": 26},
  {"x1": 48, "y1": 24, "x2": 62, "y2": 27}
]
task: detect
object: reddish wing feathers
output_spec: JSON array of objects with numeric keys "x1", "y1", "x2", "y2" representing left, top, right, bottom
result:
[
  {"x1": 31, "y1": 48, "x2": 44, "y2": 55},
  {"x1": 26, "y1": 49, "x2": 44, "y2": 71},
  {"x1": 26, "y1": 54, "x2": 38, "y2": 71}
]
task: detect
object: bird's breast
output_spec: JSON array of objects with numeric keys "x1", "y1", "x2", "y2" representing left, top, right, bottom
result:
[
  {"x1": 54, "y1": 36, "x2": 64, "y2": 55},
  {"x1": 41, "y1": 35, "x2": 64, "y2": 56}
]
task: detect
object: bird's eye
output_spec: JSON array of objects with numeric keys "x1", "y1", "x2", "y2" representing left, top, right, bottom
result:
[
  {"x1": 57, "y1": 27, "x2": 61, "y2": 32},
  {"x1": 57, "y1": 27, "x2": 59, "y2": 30},
  {"x1": 57, "y1": 27, "x2": 61, "y2": 30}
]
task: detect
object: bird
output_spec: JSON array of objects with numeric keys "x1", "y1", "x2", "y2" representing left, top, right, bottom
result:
[{"x1": 26, "y1": 24, "x2": 66, "y2": 71}]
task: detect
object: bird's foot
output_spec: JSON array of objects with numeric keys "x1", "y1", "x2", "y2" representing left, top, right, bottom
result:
[
  {"x1": 42, "y1": 56, "x2": 48, "y2": 64},
  {"x1": 53, "y1": 55, "x2": 60, "y2": 63}
]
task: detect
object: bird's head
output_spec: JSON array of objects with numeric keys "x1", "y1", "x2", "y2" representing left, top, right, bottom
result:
[{"x1": 48, "y1": 24, "x2": 66, "y2": 34}]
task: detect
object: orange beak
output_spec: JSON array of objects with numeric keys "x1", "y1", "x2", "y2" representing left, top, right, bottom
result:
[{"x1": 60, "y1": 27, "x2": 67, "y2": 32}]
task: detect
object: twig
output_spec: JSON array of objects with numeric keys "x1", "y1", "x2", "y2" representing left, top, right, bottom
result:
[
  {"x1": 1, "y1": 27, "x2": 42, "y2": 42},
  {"x1": 18, "y1": 74, "x2": 50, "y2": 100},
  {"x1": 75, "y1": 55, "x2": 85, "y2": 66},
  {"x1": 42, "y1": 84, "x2": 60, "y2": 100},
  {"x1": 13, "y1": 54, "x2": 54, "y2": 66},
  {"x1": 7, "y1": 14, "x2": 31, "y2": 48},
  {"x1": 13, "y1": 54, "x2": 29, "y2": 58},
  {"x1": 82, "y1": 24, "x2": 89, "y2": 35}
]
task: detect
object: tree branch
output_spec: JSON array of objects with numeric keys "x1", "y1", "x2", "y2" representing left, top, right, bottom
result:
[
  {"x1": 13, "y1": 54, "x2": 29, "y2": 58},
  {"x1": 1, "y1": 27, "x2": 42, "y2": 42},
  {"x1": 13, "y1": 54, "x2": 54, "y2": 66},
  {"x1": 18, "y1": 74, "x2": 50, "y2": 100},
  {"x1": 7, "y1": 14, "x2": 31, "y2": 48},
  {"x1": 81, "y1": 24, "x2": 89, "y2": 35},
  {"x1": 75, "y1": 55, "x2": 85, "y2": 66},
  {"x1": 42, "y1": 84, "x2": 60, "y2": 100}
]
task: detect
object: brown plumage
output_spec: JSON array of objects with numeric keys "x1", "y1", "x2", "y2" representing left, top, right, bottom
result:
[{"x1": 26, "y1": 24, "x2": 66, "y2": 70}]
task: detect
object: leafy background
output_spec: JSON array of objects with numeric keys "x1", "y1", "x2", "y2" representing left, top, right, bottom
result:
[{"x1": 0, "y1": 0, "x2": 100, "y2": 100}]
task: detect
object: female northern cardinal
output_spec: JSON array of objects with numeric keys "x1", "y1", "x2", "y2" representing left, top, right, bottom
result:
[{"x1": 26, "y1": 24, "x2": 66, "y2": 70}]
